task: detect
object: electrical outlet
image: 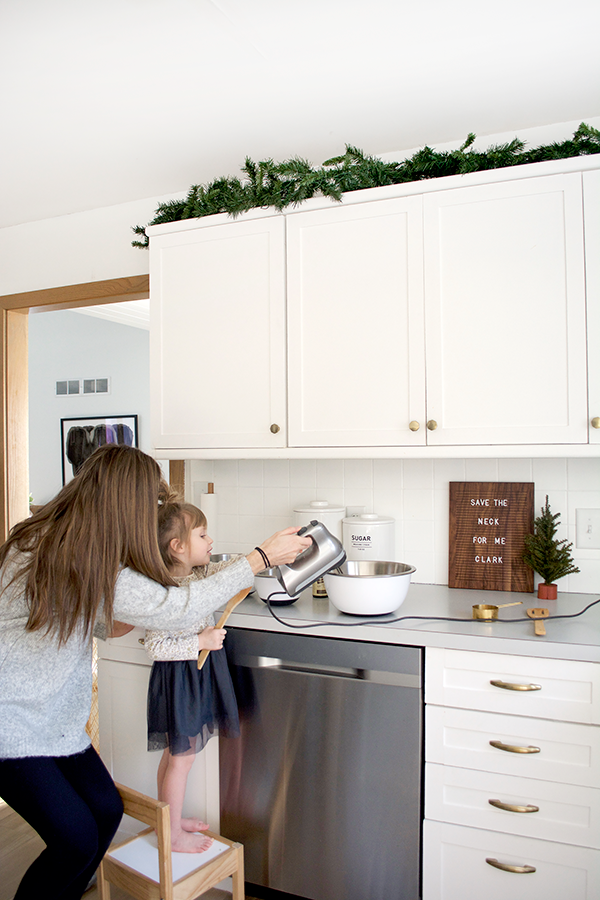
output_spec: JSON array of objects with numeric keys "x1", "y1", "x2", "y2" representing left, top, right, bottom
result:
[{"x1": 576, "y1": 509, "x2": 600, "y2": 549}]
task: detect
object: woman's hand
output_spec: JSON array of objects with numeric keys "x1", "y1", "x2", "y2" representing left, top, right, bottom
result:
[
  {"x1": 198, "y1": 627, "x2": 227, "y2": 651},
  {"x1": 246, "y1": 526, "x2": 312, "y2": 575}
]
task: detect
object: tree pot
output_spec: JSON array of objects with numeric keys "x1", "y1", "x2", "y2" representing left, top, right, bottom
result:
[{"x1": 537, "y1": 583, "x2": 557, "y2": 600}]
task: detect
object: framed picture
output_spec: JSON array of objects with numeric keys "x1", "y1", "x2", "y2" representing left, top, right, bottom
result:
[{"x1": 61, "y1": 415, "x2": 139, "y2": 485}]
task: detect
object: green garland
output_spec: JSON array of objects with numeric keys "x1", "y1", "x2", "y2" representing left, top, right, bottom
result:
[{"x1": 132, "y1": 123, "x2": 600, "y2": 248}]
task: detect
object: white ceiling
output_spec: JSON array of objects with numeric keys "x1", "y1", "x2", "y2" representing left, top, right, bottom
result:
[{"x1": 1, "y1": 0, "x2": 599, "y2": 232}]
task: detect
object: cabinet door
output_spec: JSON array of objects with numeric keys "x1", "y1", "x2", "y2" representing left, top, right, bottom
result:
[
  {"x1": 424, "y1": 174, "x2": 588, "y2": 445},
  {"x1": 423, "y1": 820, "x2": 600, "y2": 900},
  {"x1": 425, "y1": 762, "x2": 600, "y2": 847},
  {"x1": 150, "y1": 215, "x2": 286, "y2": 449},
  {"x1": 287, "y1": 197, "x2": 425, "y2": 446},
  {"x1": 97, "y1": 659, "x2": 220, "y2": 831},
  {"x1": 425, "y1": 647, "x2": 600, "y2": 724},
  {"x1": 584, "y1": 170, "x2": 600, "y2": 444},
  {"x1": 425, "y1": 705, "x2": 600, "y2": 788}
]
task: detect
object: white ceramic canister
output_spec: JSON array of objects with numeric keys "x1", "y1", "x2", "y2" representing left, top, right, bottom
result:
[
  {"x1": 342, "y1": 513, "x2": 395, "y2": 561},
  {"x1": 293, "y1": 500, "x2": 345, "y2": 540}
]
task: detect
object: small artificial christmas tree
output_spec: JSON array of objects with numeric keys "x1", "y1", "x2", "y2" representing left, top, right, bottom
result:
[{"x1": 523, "y1": 496, "x2": 580, "y2": 599}]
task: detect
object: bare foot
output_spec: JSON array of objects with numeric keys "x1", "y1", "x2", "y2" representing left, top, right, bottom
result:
[
  {"x1": 171, "y1": 831, "x2": 214, "y2": 853},
  {"x1": 181, "y1": 817, "x2": 209, "y2": 832}
]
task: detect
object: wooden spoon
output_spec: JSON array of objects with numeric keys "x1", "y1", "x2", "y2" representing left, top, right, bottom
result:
[
  {"x1": 526, "y1": 607, "x2": 549, "y2": 636},
  {"x1": 197, "y1": 587, "x2": 253, "y2": 671}
]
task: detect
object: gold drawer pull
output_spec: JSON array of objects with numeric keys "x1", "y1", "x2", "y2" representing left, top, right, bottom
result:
[
  {"x1": 138, "y1": 638, "x2": 145, "y2": 645},
  {"x1": 490, "y1": 679, "x2": 541, "y2": 691},
  {"x1": 490, "y1": 740, "x2": 540, "y2": 754},
  {"x1": 486, "y1": 858, "x2": 536, "y2": 874},
  {"x1": 488, "y1": 799, "x2": 539, "y2": 813}
]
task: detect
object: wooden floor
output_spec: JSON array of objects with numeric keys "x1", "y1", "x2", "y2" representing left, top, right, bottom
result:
[{"x1": 0, "y1": 800, "x2": 251, "y2": 900}]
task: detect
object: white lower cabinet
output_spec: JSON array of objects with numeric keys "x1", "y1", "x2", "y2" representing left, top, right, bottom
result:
[
  {"x1": 423, "y1": 820, "x2": 600, "y2": 900},
  {"x1": 424, "y1": 648, "x2": 600, "y2": 900},
  {"x1": 97, "y1": 633, "x2": 220, "y2": 834}
]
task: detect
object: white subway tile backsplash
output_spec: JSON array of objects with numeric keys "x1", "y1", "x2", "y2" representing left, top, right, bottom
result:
[
  {"x1": 465, "y1": 459, "x2": 499, "y2": 482},
  {"x1": 343, "y1": 459, "x2": 373, "y2": 489},
  {"x1": 192, "y1": 456, "x2": 597, "y2": 593},
  {"x1": 316, "y1": 459, "x2": 344, "y2": 489},
  {"x1": 264, "y1": 487, "x2": 291, "y2": 517},
  {"x1": 532, "y1": 458, "x2": 567, "y2": 490},
  {"x1": 498, "y1": 458, "x2": 533, "y2": 482},
  {"x1": 433, "y1": 459, "x2": 466, "y2": 488},
  {"x1": 263, "y1": 459, "x2": 290, "y2": 487},
  {"x1": 567, "y1": 458, "x2": 600, "y2": 491},
  {"x1": 214, "y1": 484, "x2": 239, "y2": 516},
  {"x1": 214, "y1": 459, "x2": 239, "y2": 485},
  {"x1": 239, "y1": 459, "x2": 264, "y2": 487},
  {"x1": 403, "y1": 488, "x2": 434, "y2": 520},
  {"x1": 290, "y1": 459, "x2": 317, "y2": 488},
  {"x1": 239, "y1": 486, "x2": 264, "y2": 516},
  {"x1": 374, "y1": 459, "x2": 403, "y2": 491},
  {"x1": 404, "y1": 459, "x2": 434, "y2": 490}
]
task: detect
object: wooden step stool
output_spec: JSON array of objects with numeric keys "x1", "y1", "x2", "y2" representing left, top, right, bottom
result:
[{"x1": 98, "y1": 783, "x2": 244, "y2": 900}]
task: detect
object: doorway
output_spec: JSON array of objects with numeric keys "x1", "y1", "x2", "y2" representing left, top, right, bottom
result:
[{"x1": 0, "y1": 274, "x2": 149, "y2": 538}]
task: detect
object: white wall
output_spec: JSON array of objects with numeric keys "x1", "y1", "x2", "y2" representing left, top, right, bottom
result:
[
  {"x1": 188, "y1": 456, "x2": 600, "y2": 595},
  {"x1": 28, "y1": 309, "x2": 150, "y2": 504}
]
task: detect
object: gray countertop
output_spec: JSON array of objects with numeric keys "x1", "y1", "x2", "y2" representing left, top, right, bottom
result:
[{"x1": 226, "y1": 583, "x2": 600, "y2": 663}]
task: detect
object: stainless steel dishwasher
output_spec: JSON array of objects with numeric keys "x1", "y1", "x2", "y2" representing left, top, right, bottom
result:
[{"x1": 219, "y1": 628, "x2": 423, "y2": 900}]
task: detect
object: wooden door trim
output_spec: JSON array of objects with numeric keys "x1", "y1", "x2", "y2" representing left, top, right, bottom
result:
[{"x1": 0, "y1": 274, "x2": 150, "y2": 538}]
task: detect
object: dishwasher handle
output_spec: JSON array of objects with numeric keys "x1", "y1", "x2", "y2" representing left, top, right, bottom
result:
[{"x1": 236, "y1": 655, "x2": 421, "y2": 688}]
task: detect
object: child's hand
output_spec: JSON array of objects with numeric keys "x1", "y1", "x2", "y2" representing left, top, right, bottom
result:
[
  {"x1": 110, "y1": 621, "x2": 135, "y2": 638},
  {"x1": 198, "y1": 627, "x2": 227, "y2": 652}
]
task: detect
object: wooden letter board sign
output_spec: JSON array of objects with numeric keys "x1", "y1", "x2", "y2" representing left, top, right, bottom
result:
[{"x1": 449, "y1": 482, "x2": 534, "y2": 592}]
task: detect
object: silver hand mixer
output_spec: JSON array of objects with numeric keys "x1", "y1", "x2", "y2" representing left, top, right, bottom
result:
[{"x1": 276, "y1": 520, "x2": 346, "y2": 597}]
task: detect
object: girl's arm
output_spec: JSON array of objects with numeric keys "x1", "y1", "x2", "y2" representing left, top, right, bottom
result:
[{"x1": 198, "y1": 626, "x2": 226, "y2": 652}]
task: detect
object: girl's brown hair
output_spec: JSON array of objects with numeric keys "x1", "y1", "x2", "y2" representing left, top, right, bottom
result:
[
  {"x1": 157, "y1": 496, "x2": 207, "y2": 570},
  {"x1": 0, "y1": 444, "x2": 177, "y2": 643}
]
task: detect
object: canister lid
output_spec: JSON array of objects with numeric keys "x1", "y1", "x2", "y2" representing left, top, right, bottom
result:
[
  {"x1": 343, "y1": 513, "x2": 395, "y2": 525},
  {"x1": 293, "y1": 500, "x2": 345, "y2": 514}
]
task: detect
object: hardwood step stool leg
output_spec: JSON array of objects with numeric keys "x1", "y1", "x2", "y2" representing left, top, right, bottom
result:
[
  {"x1": 97, "y1": 863, "x2": 110, "y2": 900},
  {"x1": 231, "y1": 843, "x2": 245, "y2": 900}
]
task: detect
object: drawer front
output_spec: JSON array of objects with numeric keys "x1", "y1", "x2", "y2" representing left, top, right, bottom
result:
[
  {"x1": 426, "y1": 648, "x2": 600, "y2": 724},
  {"x1": 426, "y1": 705, "x2": 600, "y2": 787},
  {"x1": 425, "y1": 762, "x2": 600, "y2": 847},
  {"x1": 423, "y1": 820, "x2": 600, "y2": 900}
]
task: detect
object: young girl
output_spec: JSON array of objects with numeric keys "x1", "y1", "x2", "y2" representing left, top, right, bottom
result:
[{"x1": 144, "y1": 497, "x2": 241, "y2": 853}]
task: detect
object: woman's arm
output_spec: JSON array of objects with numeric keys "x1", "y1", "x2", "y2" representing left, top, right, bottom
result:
[{"x1": 114, "y1": 528, "x2": 311, "y2": 631}]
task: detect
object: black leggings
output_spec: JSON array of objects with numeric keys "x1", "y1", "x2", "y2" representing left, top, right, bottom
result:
[{"x1": 0, "y1": 745, "x2": 123, "y2": 900}]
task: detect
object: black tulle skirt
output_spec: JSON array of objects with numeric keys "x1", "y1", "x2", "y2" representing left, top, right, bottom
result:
[{"x1": 147, "y1": 647, "x2": 240, "y2": 755}]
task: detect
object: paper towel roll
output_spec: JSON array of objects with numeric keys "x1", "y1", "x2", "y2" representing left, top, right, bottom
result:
[{"x1": 198, "y1": 483, "x2": 218, "y2": 542}]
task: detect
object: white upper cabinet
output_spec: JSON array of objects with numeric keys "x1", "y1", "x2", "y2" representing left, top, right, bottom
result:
[
  {"x1": 584, "y1": 170, "x2": 600, "y2": 445},
  {"x1": 148, "y1": 160, "x2": 598, "y2": 456},
  {"x1": 150, "y1": 214, "x2": 287, "y2": 450},
  {"x1": 423, "y1": 173, "x2": 588, "y2": 445},
  {"x1": 286, "y1": 198, "x2": 426, "y2": 447}
]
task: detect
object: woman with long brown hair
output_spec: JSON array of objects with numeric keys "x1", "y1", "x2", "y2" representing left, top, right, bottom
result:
[{"x1": 0, "y1": 444, "x2": 309, "y2": 900}]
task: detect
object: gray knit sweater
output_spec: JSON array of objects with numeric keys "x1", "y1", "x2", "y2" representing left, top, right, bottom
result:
[{"x1": 0, "y1": 552, "x2": 254, "y2": 759}]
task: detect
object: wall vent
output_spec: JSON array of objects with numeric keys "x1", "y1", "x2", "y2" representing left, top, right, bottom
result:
[{"x1": 56, "y1": 378, "x2": 110, "y2": 396}]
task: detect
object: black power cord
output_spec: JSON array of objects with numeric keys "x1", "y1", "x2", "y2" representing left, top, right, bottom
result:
[{"x1": 263, "y1": 593, "x2": 600, "y2": 631}]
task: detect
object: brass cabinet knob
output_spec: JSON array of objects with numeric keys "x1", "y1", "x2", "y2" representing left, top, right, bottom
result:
[
  {"x1": 409, "y1": 421, "x2": 420, "y2": 432},
  {"x1": 270, "y1": 423, "x2": 281, "y2": 434},
  {"x1": 426, "y1": 420, "x2": 438, "y2": 431},
  {"x1": 592, "y1": 417, "x2": 600, "y2": 429}
]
